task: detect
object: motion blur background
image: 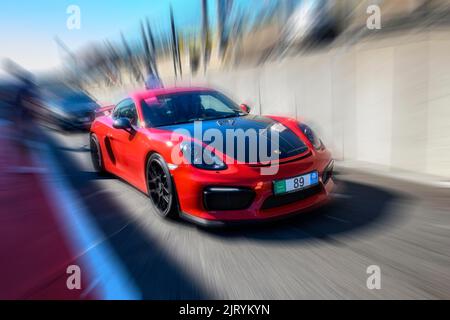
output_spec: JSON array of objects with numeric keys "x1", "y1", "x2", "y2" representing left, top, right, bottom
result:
[
  {"x1": 1, "y1": 0, "x2": 450, "y2": 299},
  {"x1": 3, "y1": 0, "x2": 450, "y2": 177}
]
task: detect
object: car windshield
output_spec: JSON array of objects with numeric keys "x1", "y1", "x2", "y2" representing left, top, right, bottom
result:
[{"x1": 140, "y1": 91, "x2": 245, "y2": 127}]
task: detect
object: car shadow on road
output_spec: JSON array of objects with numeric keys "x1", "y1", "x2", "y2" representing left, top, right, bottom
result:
[
  {"x1": 77, "y1": 171, "x2": 116, "y2": 181},
  {"x1": 44, "y1": 129, "x2": 409, "y2": 298},
  {"x1": 197, "y1": 179, "x2": 409, "y2": 243}
]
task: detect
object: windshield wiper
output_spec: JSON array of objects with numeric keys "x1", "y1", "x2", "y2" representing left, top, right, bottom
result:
[
  {"x1": 215, "y1": 113, "x2": 243, "y2": 120},
  {"x1": 200, "y1": 113, "x2": 244, "y2": 122},
  {"x1": 154, "y1": 113, "x2": 244, "y2": 127}
]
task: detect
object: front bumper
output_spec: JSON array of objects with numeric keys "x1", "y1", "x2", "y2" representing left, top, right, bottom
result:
[{"x1": 172, "y1": 150, "x2": 334, "y2": 225}]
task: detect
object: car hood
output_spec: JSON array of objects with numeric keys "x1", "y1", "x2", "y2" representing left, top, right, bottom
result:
[{"x1": 157, "y1": 115, "x2": 308, "y2": 162}]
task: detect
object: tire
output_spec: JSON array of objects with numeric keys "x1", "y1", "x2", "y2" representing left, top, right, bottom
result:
[
  {"x1": 90, "y1": 134, "x2": 105, "y2": 173},
  {"x1": 146, "y1": 153, "x2": 178, "y2": 218}
]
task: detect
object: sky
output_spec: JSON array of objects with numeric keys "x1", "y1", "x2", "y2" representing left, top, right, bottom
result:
[{"x1": 0, "y1": 0, "x2": 252, "y2": 74}]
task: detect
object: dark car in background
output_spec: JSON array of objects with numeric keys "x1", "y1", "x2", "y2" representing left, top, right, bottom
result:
[
  {"x1": 37, "y1": 87, "x2": 99, "y2": 131},
  {"x1": 0, "y1": 80, "x2": 20, "y2": 106}
]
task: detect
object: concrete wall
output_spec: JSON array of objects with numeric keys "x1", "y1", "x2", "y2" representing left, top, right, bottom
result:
[
  {"x1": 172, "y1": 30, "x2": 450, "y2": 178},
  {"x1": 91, "y1": 29, "x2": 450, "y2": 178}
]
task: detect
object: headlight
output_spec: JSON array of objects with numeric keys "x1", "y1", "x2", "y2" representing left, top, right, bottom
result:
[
  {"x1": 180, "y1": 141, "x2": 227, "y2": 170},
  {"x1": 298, "y1": 123, "x2": 323, "y2": 150}
]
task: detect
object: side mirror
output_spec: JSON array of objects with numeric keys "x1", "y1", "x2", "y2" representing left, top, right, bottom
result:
[
  {"x1": 240, "y1": 103, "x2": 251, "y2": 114},
  {"x1": 113, "y1": 117, "x2": 133, "y2": 131}
]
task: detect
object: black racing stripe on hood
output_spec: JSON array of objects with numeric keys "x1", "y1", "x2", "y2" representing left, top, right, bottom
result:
[{"x1": 158, "y1": 115, "x2": 308, "y2": 162}]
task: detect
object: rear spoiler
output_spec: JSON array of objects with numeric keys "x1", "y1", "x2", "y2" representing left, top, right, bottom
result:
[{"x1": 95, "y1": 104, "x2": 114, "y2": 117}]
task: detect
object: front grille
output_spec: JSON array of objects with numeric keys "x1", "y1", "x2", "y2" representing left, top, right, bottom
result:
[
  {"x1": 261, "y1": 184, "x2": 322, "y2": 210},
  {"x1": 203, "y1": 187, "x2": 255, "y2": 211}
]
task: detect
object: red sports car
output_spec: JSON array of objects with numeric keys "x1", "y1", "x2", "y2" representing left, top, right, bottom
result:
[{"x1": 90, "y1": 87, "x2": 334, "y2": 226}]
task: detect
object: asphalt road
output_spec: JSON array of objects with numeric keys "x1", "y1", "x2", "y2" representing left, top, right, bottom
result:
[{"x1": 45, "y1": 128, "x2": 450, "y2": 299}]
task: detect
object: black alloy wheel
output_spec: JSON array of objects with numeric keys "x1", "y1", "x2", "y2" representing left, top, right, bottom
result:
[
  {"x1": 146, "y1": 154, "x2": 177, "y2": 218},
  {"x1": 90, "y1": 134, "x2": 104, "y2": 173}
]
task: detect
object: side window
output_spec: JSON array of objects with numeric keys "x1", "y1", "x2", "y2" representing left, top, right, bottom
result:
[
  {"x1": 112, "y1": 99, "x2": 138, "y2": 126},
  {"x1": 112, "y1": 99, "x2": 129, "y2": 119},
  {"x1": 123, "y1": 102, "x2": 138, "y2": 126}
]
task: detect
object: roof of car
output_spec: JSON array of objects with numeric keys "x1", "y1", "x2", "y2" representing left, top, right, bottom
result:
[{"x1": 130, "y1": 87, "x2": 214, "y2": 101}]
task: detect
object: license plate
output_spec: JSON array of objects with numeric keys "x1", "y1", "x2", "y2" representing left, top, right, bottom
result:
[{"x1": 273, "y1": 171, "x2": 319, "y2": 195}]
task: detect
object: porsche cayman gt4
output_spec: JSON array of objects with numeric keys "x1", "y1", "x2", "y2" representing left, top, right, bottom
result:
[{"x1": 90, "y1": 87, "x2": 334, "y2": 226}]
